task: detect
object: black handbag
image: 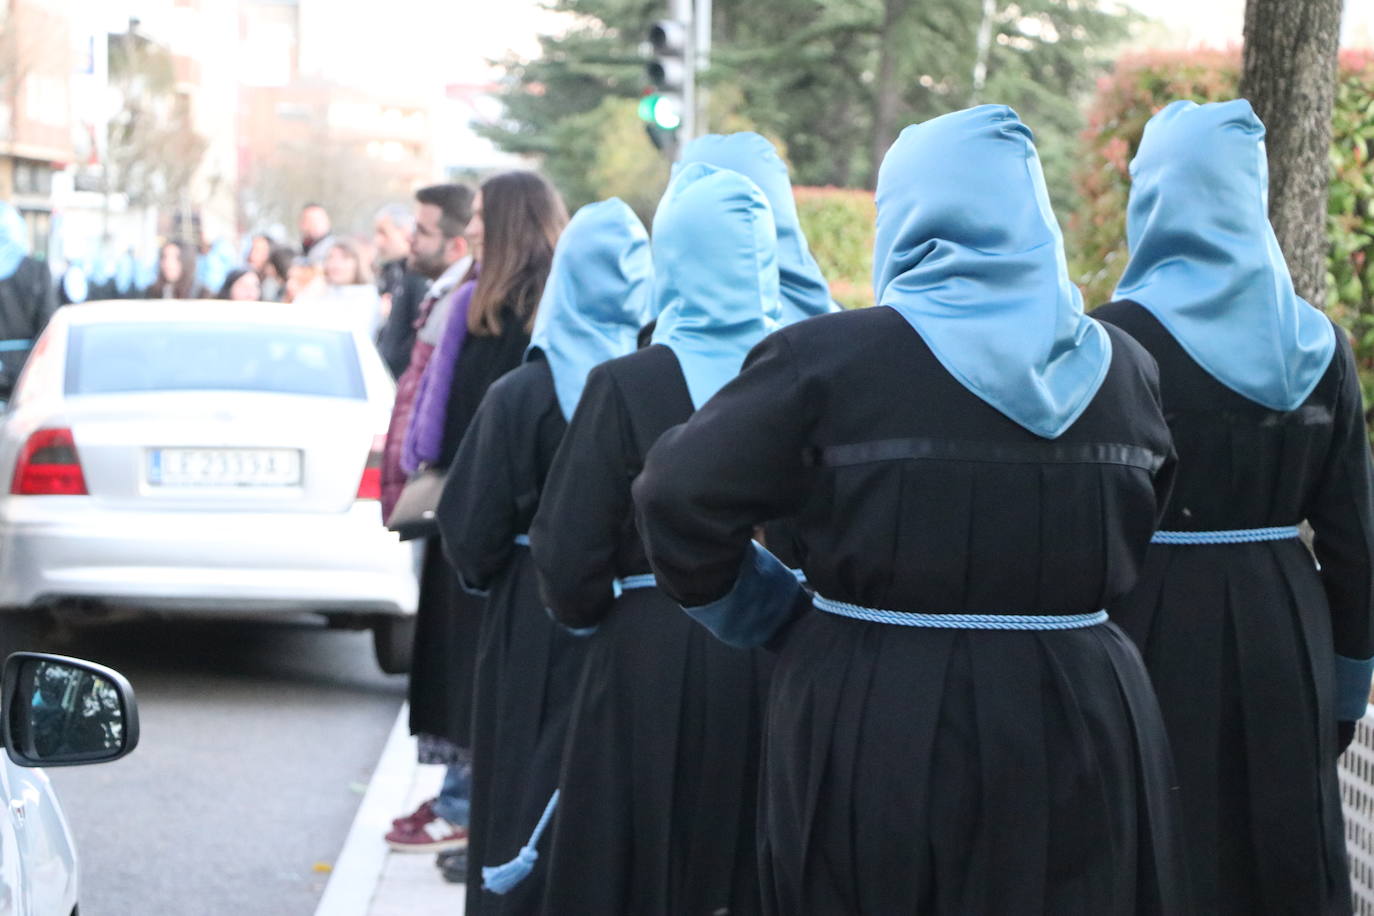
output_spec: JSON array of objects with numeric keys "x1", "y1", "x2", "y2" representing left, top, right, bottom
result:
[{"x1": 387, "y1": 467, "x2": 446, "y2": 541}]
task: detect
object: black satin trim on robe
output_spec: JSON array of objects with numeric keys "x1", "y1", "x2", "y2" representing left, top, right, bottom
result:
[
  {"x1": 1164, "y1": 404, "x2": 1334, "y2": 428},
  {"x1": 807, "y1": 436, "x2": 1166, "y2": 473}
]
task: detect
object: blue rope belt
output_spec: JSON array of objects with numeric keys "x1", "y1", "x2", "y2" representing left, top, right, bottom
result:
[
  {"x1": 814, "y1": 594, "x2": 1108, "y2": 631},
  {"x1": 513, "y1": 533, "x2": 530, "y2": 547},
  {"x1": 0, "y1": 339, "x2": 31, "y2": 353},
  {"x1": 1151, "y1": 525, "x2": 1300, "y2": 545}
]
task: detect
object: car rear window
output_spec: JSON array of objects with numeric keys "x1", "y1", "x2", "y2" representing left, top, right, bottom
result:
[{"x1": 65, "y1": 322, "x2": 367, "y2": 400}]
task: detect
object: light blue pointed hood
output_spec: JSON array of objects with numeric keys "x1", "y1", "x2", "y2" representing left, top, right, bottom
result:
[
  {"x1": 874, "y1": 105, "x2": 1110, "y2": 439},
  {"x1": 135, "y1": 253, "x2": 159, "y2": 291},
  {"x1": 527, "y1": 198, "x2": 655, "y2": 420},
  {"x1": 114, "y1": 252, "x2": 136, "y2": 295},
  {"x1": 62, "y1": 263, "x2": 89, "y2": 303},
  {"x1": 1114, "y1": 99, "x2": 1334, "y2": 411},
  {"x1": 679, "y1": 132, "x2": 837, "y2": 324},
  {"x1": 0, "y1": 202, "x2": 29, "y2": 282},
  {"x1": 651, "y1": 162, "x2": 781, "y2": 408},
  {"x1": 89, "y1": 248, "x2": 114, "y2": 286},
  {"x1": 199, "y1": 240, "x2": 236, "y2": 296}
]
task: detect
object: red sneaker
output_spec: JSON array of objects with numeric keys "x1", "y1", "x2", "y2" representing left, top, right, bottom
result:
[
  {"x1": 385, "y1": 812, "x2": 469, "y2": 853},
  {"x1": 391, "y1": 798, "x2": 436, "y2": 831}
]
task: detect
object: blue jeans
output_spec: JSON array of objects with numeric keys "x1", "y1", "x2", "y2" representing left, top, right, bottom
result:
[{"x1": 432, "y1": 760, "x2": 471, "y2": 827}]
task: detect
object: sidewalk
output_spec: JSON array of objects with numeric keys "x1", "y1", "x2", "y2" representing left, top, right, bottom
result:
[{"x1": 315, "y1": 705, "x2": 466, "y2": 916}]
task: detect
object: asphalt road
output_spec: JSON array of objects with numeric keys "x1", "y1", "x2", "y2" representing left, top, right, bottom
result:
[{"x1": 0, "y1": 613, "x2": 406, "y2": 916}]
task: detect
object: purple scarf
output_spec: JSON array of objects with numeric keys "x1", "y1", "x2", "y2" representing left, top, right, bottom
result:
[{"x1": 403, "y1": 278, "x2": 476, "y2": 472}]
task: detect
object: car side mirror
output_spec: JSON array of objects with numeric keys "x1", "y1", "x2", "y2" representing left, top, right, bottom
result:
[{"x1": 2, "y1": 653, "x2": 139, "y2": 767}]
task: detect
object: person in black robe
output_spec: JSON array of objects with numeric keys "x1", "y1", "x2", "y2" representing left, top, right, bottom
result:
[
  {"x1": 0, "y1": 203, "x2": 56, "y2": 400},
  {"x1": 404, "y1": 171, "x2": 567, "y2": 860},
  {"x1": 673, "y1": 131, "x2": 840, "y2": 569},
  {"x1": 440, "y1": 197, "x2": 654, "y2": 912},
  {"x1": 528, "y1": 163, "x2": 782, "y2": 915},
  {"x1": 633, "y1": 105, "x2": 1189, "y2": 914},
  {"x1": 1095, "y1": 99, "x2": 1374, "y2": 915}
]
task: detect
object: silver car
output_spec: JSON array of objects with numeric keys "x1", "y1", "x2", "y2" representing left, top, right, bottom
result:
[{"x1": 0, "y1": 301, "x2": 418, "y2": 673}]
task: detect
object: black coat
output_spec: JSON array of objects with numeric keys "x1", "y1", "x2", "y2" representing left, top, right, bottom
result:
[
  {"x1": 633, "y1": 306, "x2": 1189, "y2": 915},
  {"x1": 408, "y1": 307, "x2": 532, "y2": 747},
  {"x1": 439, "y1": 356, "x2": 588, "y2": 914},
  {"x1": 375, "y1": 259, "x2": 430, "y2": 378},
  {"x1": 0, "y1": 258, "x2": 57, "y2": 398},
  {"x1": 1096, "y1": 299, "x2": 1374, "y2": 915},
  {"x1": 529, "y1": 344, "x2": 769, "y2": 916}
]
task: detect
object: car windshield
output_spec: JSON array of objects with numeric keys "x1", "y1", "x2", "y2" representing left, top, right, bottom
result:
[{"x1": 64, "y1": 322, "x2": 367, "y2": 400}]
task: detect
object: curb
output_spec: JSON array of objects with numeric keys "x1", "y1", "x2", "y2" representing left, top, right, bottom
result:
[{"x1": 315, "y1": 703, "x2": 416, "y2": 916}]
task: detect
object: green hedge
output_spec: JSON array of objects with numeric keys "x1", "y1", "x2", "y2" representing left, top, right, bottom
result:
[
  {"x1": 1069, "y1": 49, "x2": 1374, "y2": 411},
  {"x1": 795, "y1": 186, "x2": 876, "y2": 309}
]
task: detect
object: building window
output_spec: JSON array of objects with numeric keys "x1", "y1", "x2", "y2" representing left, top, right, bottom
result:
[{"x1": 13, "y1": 159, "x2": 53, "y2": 198}]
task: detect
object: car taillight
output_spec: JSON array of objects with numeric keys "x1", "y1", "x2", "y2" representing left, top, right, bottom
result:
[
  {"x1": 357, "y1": 434, "x2": 385, "y2": 501},
  {"x1": 11, "y1": 427, "x2": 88, "y2": 496}
]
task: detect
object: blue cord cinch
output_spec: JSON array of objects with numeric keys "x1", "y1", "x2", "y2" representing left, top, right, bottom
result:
[
  {"x1": 814, "y1": 595, "x2": 1107, "y2": 631},
  {"x1": 1151, "y1": 525, "x2": 1299, "y2": 545},
  {"x1": 482, "y1": 790, "x2": 560, "y2": 895},
  {"x1": 513, "y1": 533, "x2": 531, "y2": 547}
]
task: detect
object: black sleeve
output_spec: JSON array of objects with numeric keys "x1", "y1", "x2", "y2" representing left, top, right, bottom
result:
[
  {"x1": 28, "y1": 260, "x2": 56, "y2": 333},
  {"x1": 529, "y1": 365, "x2": 631, "y2": 629},
  {"x1": 1307, "y1": 331, "x2": 1374, "y2": 661},
  {"x1": 437, "y1": 385, "x2": 518, "y2": 594},
  {"x1": 634, "y1": 331, "x2": 818, "y2": 607},
  {"x1": 1144, "y1": 352, "x2": 1178, "y2": 524}
]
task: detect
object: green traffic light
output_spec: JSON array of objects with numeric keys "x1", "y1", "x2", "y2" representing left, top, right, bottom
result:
[
  {"x1": 651, "y1": 96, "x2": 682, "y2": 130},
  {"x1": 637, "y1": 93, "x2": 681, "y2": 131}
]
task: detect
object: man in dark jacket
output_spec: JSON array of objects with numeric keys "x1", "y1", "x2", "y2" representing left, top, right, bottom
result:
[
  {"x1": 373, "y1": 203, "x2": 430, "y2": 378},
  {"x1": 0, "y1": 203, "x2": 57, "y2": 401}
]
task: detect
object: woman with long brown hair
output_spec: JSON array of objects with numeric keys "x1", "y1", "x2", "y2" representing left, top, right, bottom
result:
[
  {"x1": 145, "y1": 240, "x2": 202, "y2": 299},
  {"x1": 388, "y1": 170, "x2": 566, "y2": 868}
]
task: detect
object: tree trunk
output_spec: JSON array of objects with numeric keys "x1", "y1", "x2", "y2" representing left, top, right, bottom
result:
[
  {"x1": 1239, "y1": 0, "x2": 1344, "y2": 304},
  {"x1": 870, "y1": 0, "x2": 907, "y2": 186}
]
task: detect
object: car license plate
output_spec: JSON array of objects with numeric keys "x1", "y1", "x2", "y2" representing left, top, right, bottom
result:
[{"x1": 147, "y1": 448, "x2": 302, "y2": 488}]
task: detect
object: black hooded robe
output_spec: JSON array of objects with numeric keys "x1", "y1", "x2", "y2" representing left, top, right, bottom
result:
[
  {"x1": 1096, "y1": 299, "x2": 1374, "y2": 915},
  {"x1": 438, "y1": 356, "x2": 590, "y2": 914},
  {"x1": 409, "y1": 306, "x2": 530, "y2": 749},
  {"x1": 633, "y1": 307, "x2": 1190, "y2": 915},
  {"x1": 0, "y1": 257, "x2": 56, "y2": 399},
  {"x1": 529, "y1": 344, "x2": 768, "y2": 916}
]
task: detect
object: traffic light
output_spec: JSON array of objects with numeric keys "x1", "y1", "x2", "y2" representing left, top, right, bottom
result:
[
  {"x1": 641, "y1": 18, "x2": 688, "y2": 149},
  {"x1": 638, "y1": 90, "x2": 682, "y2": 131}
]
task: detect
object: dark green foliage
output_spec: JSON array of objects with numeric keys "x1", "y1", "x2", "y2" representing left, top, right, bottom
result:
[{"x1": 480, "y1": 0, "x2": 1134, "y2": 214}]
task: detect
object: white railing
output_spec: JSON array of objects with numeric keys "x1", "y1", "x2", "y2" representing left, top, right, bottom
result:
[{"x1": 1341, "y1": 707, "x2": 1374, "y2": 912}]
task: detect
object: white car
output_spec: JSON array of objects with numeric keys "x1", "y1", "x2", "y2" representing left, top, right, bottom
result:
[
  {"x1": 0, "y1": 301, "x2": 418, "y2": 673},
  {"x1": 0, "y1": 650, "x2": 139, "y2": 916}
]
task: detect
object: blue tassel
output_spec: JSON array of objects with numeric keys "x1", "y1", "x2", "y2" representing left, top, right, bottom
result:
[{"x1": 481, "y1": 790, "x2": 560, "y2": 895}]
